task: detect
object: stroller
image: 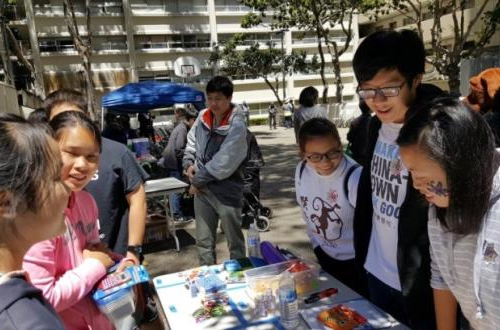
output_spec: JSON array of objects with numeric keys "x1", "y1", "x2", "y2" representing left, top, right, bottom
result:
[{"x1": 241, "y1": 130, "x2": 272, "y2": 232}]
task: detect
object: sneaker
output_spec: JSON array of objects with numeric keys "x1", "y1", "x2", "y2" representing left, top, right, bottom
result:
[{"x1": 174, "y1": 216, "x2": 194, "y2": 224}]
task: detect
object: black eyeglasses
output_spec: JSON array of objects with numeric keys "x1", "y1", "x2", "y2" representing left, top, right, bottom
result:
[
  {"x1": 306, "y1": 150, "x2": 342, "y2": 163},
  {"x1": 356, "y1": 82, "x2": 405, "y2": 100}
]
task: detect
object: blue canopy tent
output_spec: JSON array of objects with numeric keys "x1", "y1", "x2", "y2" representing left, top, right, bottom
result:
[{"x1": 101, "y1": 81, "x2": 206, "y2": 113}]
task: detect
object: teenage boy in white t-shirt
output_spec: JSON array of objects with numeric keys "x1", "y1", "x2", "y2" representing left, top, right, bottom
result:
[
  {"x1": 352, "y1": 30, "x2": 444, "y2": 329},
  {"x1": 295, "y1": 118, "x2": 367, "y2": 296}
]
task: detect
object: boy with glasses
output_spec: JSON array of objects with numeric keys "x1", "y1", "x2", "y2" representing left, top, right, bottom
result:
[
  {"x1": 295, "y1": 118, "x2": 367, "y2": 296},
  {"x1": 352, "y1": 30, "x2": 444, "y2": 329}
]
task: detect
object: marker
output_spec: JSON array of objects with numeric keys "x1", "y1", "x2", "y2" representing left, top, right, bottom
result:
[{"x1": 304, "y1": 287, "x2": 338, "y2": 304}]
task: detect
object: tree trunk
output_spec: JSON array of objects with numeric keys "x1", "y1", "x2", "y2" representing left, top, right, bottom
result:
[
  {"x1": 331, "y1": 42, "x2": 343, "y2": 104},
  {"x1": 316, "y1": 30, "x2": 328, "y2": 104},
  {"x1": 446, "y1": 64, "x2": 461, "y2": 95},
  {"x1": 264, "y1": 76, "x2": 282, "y2": 106}
]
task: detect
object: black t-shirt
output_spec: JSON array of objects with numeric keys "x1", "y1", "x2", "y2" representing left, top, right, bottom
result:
[{"x1": 85, "y1": 138, "x2": 149, "y2": 255}]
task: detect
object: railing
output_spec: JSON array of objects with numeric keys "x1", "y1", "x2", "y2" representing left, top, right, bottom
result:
[
  {"x1": 131, "y1": 4, "x2": 208, "y2": 14},
  {"x1": 40, "y1": 42, "x2": 127, "y2": 53},
  {"x1": 34, "y1": 4, "x2": 123, "y2": 16},
  {"x1": 39, "y1": 43, "x2": 76, "y2": 53},
  {"x1": 94, "y1": 42, "x2": 128, "y2": 51},
  {"x1": 292, "y1": 36, "x2": 347, "y2": 44},
  {"x1": 214, "y1": 5, "x2": 251, "y2": 12},
  {"x1": 138, "y1": 40, "x2": 210, "y2": 50}
]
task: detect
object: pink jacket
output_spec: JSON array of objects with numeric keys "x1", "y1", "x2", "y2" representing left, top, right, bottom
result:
[{"x1": 23, "y1": 191, "x2": 114, "y2": 330}]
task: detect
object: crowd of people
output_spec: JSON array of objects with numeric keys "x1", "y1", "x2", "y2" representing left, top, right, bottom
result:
[{"x1": 1, "y1": 27, "x2": 500, "y2": 330}]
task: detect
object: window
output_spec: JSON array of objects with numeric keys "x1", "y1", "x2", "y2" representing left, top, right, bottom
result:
[{"x1": 389, "y1": 21, "x2": 397, "y2": 30}]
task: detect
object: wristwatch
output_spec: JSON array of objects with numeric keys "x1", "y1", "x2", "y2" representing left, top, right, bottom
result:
[{"x1": 127, "y1": 245, "x2": 143, "y2": 258}]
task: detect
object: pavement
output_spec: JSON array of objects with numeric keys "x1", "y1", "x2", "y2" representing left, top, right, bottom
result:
[{"x1": 141, "y1": 124, "x2": 348, "y2": 329}]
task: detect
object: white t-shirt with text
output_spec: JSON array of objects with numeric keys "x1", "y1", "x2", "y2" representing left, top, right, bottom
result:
[{"x1": 364, "y1": 123, "x2": 409, "y2": 291}]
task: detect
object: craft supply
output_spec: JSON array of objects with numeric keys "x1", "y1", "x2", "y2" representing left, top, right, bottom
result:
[
  {"x1": 223, "y1": 259, "x2": 242, "y2": 272},
  {"x1": 304, "y1": 287, "x2": 338, "y2": 304},
  {"x1": 260, "y1": 241, "x2": 287, "y2": 264},
  {"x1": 316, "y1": 304, "x2": 368, "y2": 330}
]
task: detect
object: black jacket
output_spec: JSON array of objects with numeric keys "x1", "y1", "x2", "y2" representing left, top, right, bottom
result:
[
  {"x1": 0, "y1": 277, "x2": 64, "y2": 330},
  {"x1": 353, "y1": 84, "x2": 445, "y2": 329}
]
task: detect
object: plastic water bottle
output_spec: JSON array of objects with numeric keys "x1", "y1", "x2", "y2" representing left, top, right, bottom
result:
[
  {"x1": 246, "y1": 223, "x2": 261, "y2": 257},
  {"x1": 278, "y1": 271, "x2": 299, "y2": 329}
]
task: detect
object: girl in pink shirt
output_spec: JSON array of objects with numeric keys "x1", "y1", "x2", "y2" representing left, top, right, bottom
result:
[{"x1": 24, "y1": 111, "x2": 133, "y2": 330}]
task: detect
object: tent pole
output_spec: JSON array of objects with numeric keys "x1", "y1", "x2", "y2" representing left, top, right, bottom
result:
[{"x1": 101, "y1": 107, "x2": 105, "y2": 131}]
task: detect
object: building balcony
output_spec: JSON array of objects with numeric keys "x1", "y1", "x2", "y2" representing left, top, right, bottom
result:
[
  {"x1": 137, "y1": 40, "x2": 211, "y2": 52},
  {"x1": 291, "y1": 36, "x2": 347, "y2": 46},
  {"x1": 4, "y1": 5, "x2": 27, "y2": 23},
  {"x1": 39, "y1": 42, "x2": 128, "y2": 55},
  {"x1": 34, "y1": 3, "x2": 123, "y2": 17},
  {"x1": 214, "y1": 5, "x2": 251, "y2": 14},
  {"x1": 131, "y1": 4, "x2": 208, "y2": 16}
]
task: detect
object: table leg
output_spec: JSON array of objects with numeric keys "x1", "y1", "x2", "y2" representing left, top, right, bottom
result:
[{"x1": 166, "y1": 192, "x2": 181, "y2": 252}]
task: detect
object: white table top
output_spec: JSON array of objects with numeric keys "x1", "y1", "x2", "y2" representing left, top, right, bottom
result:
[
  {"x1": 153, "y1": 265, "x2": 408, "y2": 330},
  {"x1": 145, "y1": 177, "x2": 189, "y2": 194}
]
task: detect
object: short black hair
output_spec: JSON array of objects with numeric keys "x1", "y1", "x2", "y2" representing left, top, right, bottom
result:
[
  {"x1": 43, "y1": 89, "x2": 87, "y2": 118},
  {"x1": 50, "y1": 111, "x2": 102, "y2": 152},
  {"x1": 353, "y1": 29, "x2": 425, "y2": 85},
  {"x1": 299, "y1": 86, "x2": 319, "y2": 108},
  {"x1": 397, "y1": 97, "x2": 500, "y2": 235},
  {"x1": 28, "y1": 108, "x2": 48, "y2": 123},
  {"x1": 206, "y1": 76, "x2": 233, "y2": 98},
  {"x1": 298, "y1": 117, "x2": 341, "y2": 153}
]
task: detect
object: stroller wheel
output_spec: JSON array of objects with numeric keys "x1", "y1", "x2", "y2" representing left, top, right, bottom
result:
[
  {"x1": 255, "y1": 215, "x2": 270, "y2": 232},
  {"x1": 260, "y1": 207, "x2": 272, "y2": 218}
]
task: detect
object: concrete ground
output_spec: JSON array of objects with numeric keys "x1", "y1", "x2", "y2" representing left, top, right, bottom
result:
[{"x1": 142, "y1": 125, "x2": 348, "y2": 329}]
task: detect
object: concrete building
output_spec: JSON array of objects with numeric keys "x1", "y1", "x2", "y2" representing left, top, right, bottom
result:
[
  {"x1": 5, "y1": 0, "x2": 361, "y2": 117},
  {"x1": 359, "y1": 0, "x2": 500, "y2": 93}
]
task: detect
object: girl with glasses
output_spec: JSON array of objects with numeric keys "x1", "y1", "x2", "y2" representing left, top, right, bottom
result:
[{"x1": 294, "y1": 117, "x2": 367, "y2": 296}]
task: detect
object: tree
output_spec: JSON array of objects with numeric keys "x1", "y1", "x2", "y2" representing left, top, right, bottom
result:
[
  {"x1": 210, "y1": 34, "x2": 317, "y2": 106},
  {"x1": 0, "y1": 0, "x2": 44, "y2": 96},
  {"x1": 384, "y1": 0, "x2": 500, "y2": 93},
  {"x1": 241, "y1": 0, "x2": 372, "y2": 104},
  {"x1": 63, "y1": 0, "x2": 96, "y2": 119}
]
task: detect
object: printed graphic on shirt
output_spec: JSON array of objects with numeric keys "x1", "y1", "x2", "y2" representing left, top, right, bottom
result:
[
  {"x1": 65, "y1": 219, "x2": 97, "y2": 244},
  {"x1": 483, "y1": 241, "x2": 498, "y2": 264},
  {"x1": 303, "y1": 195, "x2": 344, "y2": 247},
  {"x1": 300, "y1": 196, "x2": 308, "y2": 210},
  {"x1": 371, "y1": 140, "x2": 409, "y2": 228}
]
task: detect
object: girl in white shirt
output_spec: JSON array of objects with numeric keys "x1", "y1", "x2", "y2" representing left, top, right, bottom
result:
[{"x1": 295, "y1": 117, "x2": 367, "y2": 296}]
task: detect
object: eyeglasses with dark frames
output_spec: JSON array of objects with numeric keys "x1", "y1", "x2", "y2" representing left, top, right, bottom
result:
[
  {"x1": 356, "y1": 82, "x2": 405, "y2": 100},
  {"x1": 306, "y1": 150, "x2": 342, "y2": 163}
]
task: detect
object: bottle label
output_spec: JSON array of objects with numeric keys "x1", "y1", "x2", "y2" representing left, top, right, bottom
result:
[
  {"x1": 279, "y1": 289, "x2": 297, "y2": 303},
  {"x1": 248, "y1": 237, "x2": 260, "y2": 246}
]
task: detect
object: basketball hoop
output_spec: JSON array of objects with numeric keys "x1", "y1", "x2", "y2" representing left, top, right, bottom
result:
[{"x1": 174, "y1": 57, "x2": 201, "y2": 78}]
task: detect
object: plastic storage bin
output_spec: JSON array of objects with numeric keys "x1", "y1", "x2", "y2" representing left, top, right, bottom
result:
[
  {"x1": 95, "y1": 286, "x2": 135, "y2": 324},
  {"x1": 244, "y1": 259, "x2": 320, "y2": 298},
  {"x1": 131, "y1": 138, "x2": 149, "y2": 158}
]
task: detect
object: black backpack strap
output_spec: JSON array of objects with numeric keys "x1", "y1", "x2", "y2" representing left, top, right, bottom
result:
[
  {"x1": 343, "y1": 164, "x2": 360, "y2": 198},
  {"x1": 299, "y1": 160, "x2": 307, "y2": 180}
]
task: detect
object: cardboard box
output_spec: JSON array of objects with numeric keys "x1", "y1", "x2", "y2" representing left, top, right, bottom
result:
[{"x1": 144, "y1": 221, "x2": 169, "y2": 244}]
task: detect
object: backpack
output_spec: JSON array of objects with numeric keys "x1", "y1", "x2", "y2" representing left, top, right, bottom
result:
[{"x1": 298, "y1": 160, "x2": 359, "y2": 198}]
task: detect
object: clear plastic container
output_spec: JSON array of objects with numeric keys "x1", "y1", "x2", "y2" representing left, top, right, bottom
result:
[
  {"x1": 244, "y1": 259, "x2": 320, "y2": 298},
  {"x1": 95, "y1": 286, "x2": 135, "y2": 324}
]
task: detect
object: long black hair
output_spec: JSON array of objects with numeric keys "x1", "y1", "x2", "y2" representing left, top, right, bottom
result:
[{"x1": 397, "y1": 97, "x2": 500, "y2": 235}]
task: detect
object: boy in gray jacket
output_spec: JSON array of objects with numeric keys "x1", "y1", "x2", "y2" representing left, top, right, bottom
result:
[{"x1": 183, "y1": 76, "x2": 248, "y2": 265}]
